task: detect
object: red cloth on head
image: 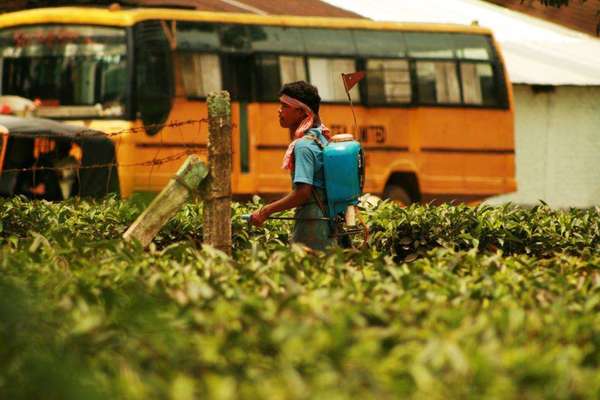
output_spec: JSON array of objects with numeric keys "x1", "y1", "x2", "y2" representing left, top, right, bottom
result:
[{"x1": 280, "y1": 94, "x2": 330, "y2": 170}]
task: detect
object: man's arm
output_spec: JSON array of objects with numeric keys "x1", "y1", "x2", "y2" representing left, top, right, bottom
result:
[{"x1": 250, "y1": 183, "x2": 313, "y2": 226}]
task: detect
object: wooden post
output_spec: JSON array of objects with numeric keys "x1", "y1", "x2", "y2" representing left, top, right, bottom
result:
[
  {"x1": 123, "y1": 154, "x2": 208, "y2": 247},
  {"x1": 203, "y1": 91, "x2": 232, "y2": 254}
]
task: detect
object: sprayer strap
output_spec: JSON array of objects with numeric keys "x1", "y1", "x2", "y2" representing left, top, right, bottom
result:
[
  {"x1": 295, "y1": 134, "x2": 329, "y2": 226},
  {"x1": 311, "y1": 188, "x2": 329, "y2": 220},
  {"x1": 303, "y1": 134, "x2": 325, "y2": 150}
]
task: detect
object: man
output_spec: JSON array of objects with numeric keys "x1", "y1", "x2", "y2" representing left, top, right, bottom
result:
[{"x1": 250, "y1": 81, "x2": 334, "y2": 250}]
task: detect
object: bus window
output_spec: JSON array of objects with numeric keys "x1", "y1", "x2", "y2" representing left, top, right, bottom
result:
[
  {"x1": 454, "y1": 34, "x2": 493, "y2": 60},
  {"x1": 302, "y1": 29, "x2": 356, "y2": 56},
  {"x1": 365, "y1": 59, "x2": 411, "y2": 104},
  {"x1": 100, "y1": 60, "x2": 127, "y2": 106},
  {"x1": 405, "y1": 32, "x2": 454, "y2": 59},
  {"x1": 255, "y1": 54, "x2": 280, "y2": 101},
  {"x1": 308, "y1": 58, "x2": 358, "y2": 102},
  {"x1": 279, "y1": 56, "x2": 307, "y2": 84},
  {"x1": 176, "y1": 22, "x2": 220, "y2": 51},
  {"x1": 0, "y1": 25, "x2": 127, "y2": 117},
  {"x1": 353, "y1": 30, "x2": 406, "y2": 58},
  {"x1": 416, "y1": 61, "x2": 460, "y2": 104},
  {"x1": 180, "y1": 53, "x2": 222, "y2": 98},
  {"x1": 250, "y1": 26, "x2": 304, "y2": 53},
  {"x1": 461, "y1": 63, "x2": 498, "y2": 106}
]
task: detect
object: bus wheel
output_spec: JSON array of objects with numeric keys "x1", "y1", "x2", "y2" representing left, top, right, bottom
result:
[{"x1": 384, "y1": 184, "x2": 412, "y2": 206}]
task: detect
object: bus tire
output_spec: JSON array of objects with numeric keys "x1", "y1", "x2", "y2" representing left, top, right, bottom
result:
[
  {"x1": 383, "y1": 173, "x2": 420, "y2": 206},
  {"x1": 384, "y1": 184, "x2": 412, "y2": 206}
]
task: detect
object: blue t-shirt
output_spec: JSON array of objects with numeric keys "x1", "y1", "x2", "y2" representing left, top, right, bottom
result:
[
  {"x1": 292, "y1": 128, "x2": 328, "y2": 189},
  {"x1": 291, "y1": 127, "x2": 334, "y2": 250}
]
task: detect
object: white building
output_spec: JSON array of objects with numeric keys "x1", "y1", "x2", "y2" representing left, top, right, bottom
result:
[{"x1": 325, "y1": 0, "x2": 600, "y2": 208}]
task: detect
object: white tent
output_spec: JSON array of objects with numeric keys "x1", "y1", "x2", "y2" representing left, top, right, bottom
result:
[{"x1": 324, "y1": 0, "x2": 600, "y2": 207}]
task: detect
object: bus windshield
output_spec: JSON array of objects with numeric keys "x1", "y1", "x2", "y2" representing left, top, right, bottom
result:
[{"x1": 0, "y1": 25, "x2": 127, "y2": 118}]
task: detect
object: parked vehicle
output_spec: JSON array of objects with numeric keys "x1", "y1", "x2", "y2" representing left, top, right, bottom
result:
[
  {"x1": 0, "y1": 114, "x2": 119, "y2": 200},
  {"x1": 0, "y1": 6, "x2": 516, "y2": 203}
]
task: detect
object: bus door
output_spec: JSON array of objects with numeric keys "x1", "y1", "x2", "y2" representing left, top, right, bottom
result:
[{"x1": 222, "y1": 53, "x2": 256, "y2": 195}]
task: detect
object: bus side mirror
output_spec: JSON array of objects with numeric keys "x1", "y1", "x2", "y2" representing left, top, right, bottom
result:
[{"x1": 134, "y1": 21, "x2": 174, "y2": 136}]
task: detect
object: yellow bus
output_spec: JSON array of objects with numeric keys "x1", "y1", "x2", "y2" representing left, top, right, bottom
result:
[{"x1": 0, "y1": 6, "x2": 516, "y2": 203}]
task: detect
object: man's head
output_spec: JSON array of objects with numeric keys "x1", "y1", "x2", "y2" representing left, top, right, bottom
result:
[
  {"x1": 278, "y1": 81, "x2": 321, "y2": 130},
  {"x1": 279, "y1": 81, "x2": 321, "y2": 114}
]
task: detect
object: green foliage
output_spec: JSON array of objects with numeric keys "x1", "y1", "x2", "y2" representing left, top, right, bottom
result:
[
  {"x1": 537, "y1": 0, "x2": 574, "y2": 7},
  {"x1": 1, "y1": 196, "x2": 600, "y2": 399},
  {"x1": 367, "y1": 201, "x2": 600, "y2": 261},
  {"x1": 523, "y1": 0, "x2": 600, "y2": 35}
]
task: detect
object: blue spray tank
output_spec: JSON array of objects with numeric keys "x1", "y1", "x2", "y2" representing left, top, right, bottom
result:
[{"x1": 323, "y1": 134, "x2": 365, "y2": 219}]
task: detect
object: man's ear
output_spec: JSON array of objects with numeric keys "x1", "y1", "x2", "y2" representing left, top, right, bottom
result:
[{"x1": 295, "y1": 108, "x2": 307, "y2": 120}]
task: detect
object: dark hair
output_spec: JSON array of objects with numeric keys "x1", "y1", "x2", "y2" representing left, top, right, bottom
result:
[{"x1": 279, "y1": 81, "x2": 321, "y2": 114}]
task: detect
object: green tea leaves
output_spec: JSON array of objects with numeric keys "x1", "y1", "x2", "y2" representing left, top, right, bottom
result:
[{"x1": 0, "y1": 197, "x2": 599, "y2": 398}]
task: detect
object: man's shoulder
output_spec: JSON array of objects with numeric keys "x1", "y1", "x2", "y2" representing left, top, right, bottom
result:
[
  {"x1": 298, "y1": 131, "x2": 326, "y2": 150},
  {"x1": 295, "y1": 136, "x2": 321, "y2": 151}
]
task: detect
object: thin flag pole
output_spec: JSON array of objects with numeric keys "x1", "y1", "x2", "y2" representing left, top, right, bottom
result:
[
  {"x1": 342, "y1": 73, "x2": 358, "y2": 137},
  {"x1": 342, "y1": 73, "x2": 359, "y2": 138}
]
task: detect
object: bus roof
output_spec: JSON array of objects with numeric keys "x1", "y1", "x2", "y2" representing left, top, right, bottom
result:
[{"x1": 0, "y1": 6, "x2": 493, "y2": 35}]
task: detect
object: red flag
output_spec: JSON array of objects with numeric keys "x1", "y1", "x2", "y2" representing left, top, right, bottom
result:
[{"x1": 342, "y1": 71, "x2": 366, "y2": 92}]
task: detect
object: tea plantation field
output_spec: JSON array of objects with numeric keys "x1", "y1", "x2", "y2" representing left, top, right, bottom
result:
[{"x1": 1, "y1": 196, "x2": 599, "y2": 399}]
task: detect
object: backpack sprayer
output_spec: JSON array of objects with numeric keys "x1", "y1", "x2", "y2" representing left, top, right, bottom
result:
[
  {"x1": 242, "y1": 132, "x2": 368, "y2": 245},
  {"x1": 322, "y1": 133, "x2": 367, "y2": 242},
  {"x1": 242, "y1": 72, "x2": 369, "y2": 246}
]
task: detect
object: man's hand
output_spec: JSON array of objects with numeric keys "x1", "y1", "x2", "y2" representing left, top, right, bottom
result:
[
  {"x1": 249, "y1": 184, "x2": 312, "y2": 227},
  {"x1": 250, "y1": 208, "x2": 268, "y2": 227}
]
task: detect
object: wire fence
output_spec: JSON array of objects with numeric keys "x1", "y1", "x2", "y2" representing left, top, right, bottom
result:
[
  {"x1": 0, "y1": 118, "x2": 209, "y2": 140},
  {"x1": 0, "y1": 118, "x2": 219, "y2": 199},
  {"x1": 1, "y1": 150, "x2": 195, "y2": 174}
]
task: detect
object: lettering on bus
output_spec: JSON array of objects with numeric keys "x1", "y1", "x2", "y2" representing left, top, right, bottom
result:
[
  {"x1": 12, "y1": 30, "x2": 82, "y2": 47},
  {"x1": 330, "y1": 124, "x2": 387, "y2": 144},
  {"x1": 359, "y1": 125, "x2": 386, "y2": 144},
  {"x1": 330, "y1": 124, "x2": 348, "y2": 135}
]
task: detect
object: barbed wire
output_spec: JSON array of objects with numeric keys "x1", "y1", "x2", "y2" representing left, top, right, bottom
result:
[
  {"x1": 0, "y1": 150, "x2": 200, "y2": 175},
  {"x1": 0, "y1": 118, "x2": 211, "y2": 139},
  {"x1": 103, "y1": 118, "x2": 211, "y2": 137}
]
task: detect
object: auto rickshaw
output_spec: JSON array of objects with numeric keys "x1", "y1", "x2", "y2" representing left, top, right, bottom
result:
[{"x1": 0, "y1": 114, "x2": 119, "y2": 200}]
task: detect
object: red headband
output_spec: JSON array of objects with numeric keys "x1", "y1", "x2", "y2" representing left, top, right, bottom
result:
[{"x1": 280, "y1": 94, "x2": 315, "y2": 139}]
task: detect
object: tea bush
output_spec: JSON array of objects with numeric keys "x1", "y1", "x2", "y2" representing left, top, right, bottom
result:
[
  {"x1": 367, "y1": 201, "x2": 600, "y2": 260},
  {"x1": 2, "y1": 196, "x2": 599, "y2": 257},
  {"x1": 0, "y1": 196, "x2": 599, "y2": 399}
]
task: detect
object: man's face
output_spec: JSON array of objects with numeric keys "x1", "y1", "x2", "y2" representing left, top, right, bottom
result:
[{"x1": 278, "y1": 101, "x2": 306, "y2": 129}]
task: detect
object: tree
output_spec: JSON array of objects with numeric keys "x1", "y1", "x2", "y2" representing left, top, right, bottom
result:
[
  {"x1": 534, "y1": 0, "x2": 600, "y2": 35},
  {"x1": 536, "y1": 0, "x2": 574, "y2": 6},
  {"x1": 502, "y1": 0, "x2": 599, "y2": 35}
]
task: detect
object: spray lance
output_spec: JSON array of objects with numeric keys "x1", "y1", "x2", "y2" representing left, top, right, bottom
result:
[
  {"x1": 241, "y1": 209, "x2": 367, "y2": 240},
  {"x1": 242, "y1": 214, "x2": 328, "y2": 222}
]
